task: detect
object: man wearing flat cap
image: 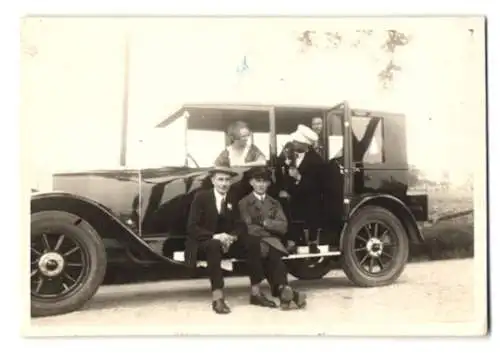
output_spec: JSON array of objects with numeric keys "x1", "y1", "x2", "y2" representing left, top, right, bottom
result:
[
  {"x1": 238, "y1": 166, "x2": 307, "y2": 310},
  {"x1": 277, "y1": 124, "x2": 327, "y2": 253}
]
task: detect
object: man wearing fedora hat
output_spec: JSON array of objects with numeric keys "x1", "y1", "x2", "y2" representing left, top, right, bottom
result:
[
  {"x1": 238, "y1": 166, "x2": 307, "y2": 310},
  {"x1": 185, "y1": 166, "x2": 242, "y2": 314},
  {"x1": 186, "y1": 165, "x2": 284, "y2": 314},
  {"x1": 276, "y1": 124, "x2": 327, "y2": 254}
]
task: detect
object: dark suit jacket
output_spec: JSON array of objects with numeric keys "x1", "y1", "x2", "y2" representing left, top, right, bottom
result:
[
  {"x1": 238, "y1": 193, "x2": 289, "y2": 255},
  {"x1": 185, "y1": 189, "x2": 244, "y2": 268},
  {"x1": 278, "y1": 148, "x2": 327, "y2": 226}
]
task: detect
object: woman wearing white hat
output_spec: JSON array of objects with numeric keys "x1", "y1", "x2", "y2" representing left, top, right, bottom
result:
[{"x1": 276, "y1": 124, "x2": 328, "y2": 254}]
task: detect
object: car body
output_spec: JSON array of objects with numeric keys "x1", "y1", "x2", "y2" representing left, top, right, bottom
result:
[{"x1": 30, "y1": 101, "x2": 429, "y2": 317}]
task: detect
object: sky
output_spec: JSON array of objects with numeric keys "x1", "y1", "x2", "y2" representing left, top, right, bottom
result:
[{"x1": 20, "y1": 17, "x2": 485, "y2": 189}]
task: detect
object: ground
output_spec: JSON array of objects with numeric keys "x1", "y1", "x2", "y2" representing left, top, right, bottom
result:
[
  {"x1": 26, "y1": 190, "x2": 483, "y2": 336},
  {"x1": 27, "y1": 259, "x2": 485, "y2": 336},
  {"x1": 419, "y1": 188, "x2": 475, "y2": 260},
  {"x1": 427, "y1": 188, "x2": 474, "y2": 225}
]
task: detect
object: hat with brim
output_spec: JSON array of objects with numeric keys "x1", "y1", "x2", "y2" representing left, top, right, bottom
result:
[
  {"x1": 290, "y1": 124, "x2": 319, "y2": 146},
  {"x1": 209, "y1": 165, "x2": 238, "y2": 177},
  {"x1": 248, "y1": 166, "x2": 272, "y2": 181}
]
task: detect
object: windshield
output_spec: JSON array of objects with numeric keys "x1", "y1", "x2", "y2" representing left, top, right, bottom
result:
[{"x1": 137, "y1": 107, "x2": 271, "y2": 169}]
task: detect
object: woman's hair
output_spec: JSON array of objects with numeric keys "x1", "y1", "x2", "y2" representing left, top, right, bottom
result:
[{"x1": 227, "y1": 120, "x2": 251, "y2": 143}]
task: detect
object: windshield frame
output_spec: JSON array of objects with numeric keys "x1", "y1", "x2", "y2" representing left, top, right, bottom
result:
[
  {"x1": 154, "y1": 102, "x2": 350, "y2": 169},
  {"x1": 162, "y1": 105, "x2": 275, "y2": 168}
]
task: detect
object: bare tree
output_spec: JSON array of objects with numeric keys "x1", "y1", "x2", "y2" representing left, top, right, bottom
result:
[{"x1": 297, "y1": 29, "x2": 411, "y2": 89}]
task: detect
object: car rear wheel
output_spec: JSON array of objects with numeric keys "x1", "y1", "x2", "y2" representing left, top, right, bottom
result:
[
  {"x1": 30, "y1": 211, "x2": 107, "y2": 317},
  {"x1": 340, "y1": 206, "x2": 409, "y2": 287}
]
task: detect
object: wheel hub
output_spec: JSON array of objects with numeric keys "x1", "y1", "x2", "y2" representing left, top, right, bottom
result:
[
  {"x1": 38, "y1": 252, "x2": 65, "y2": 277},
  {"x1": 366, "y1": 238, "x2": 383, "y2": 257}
]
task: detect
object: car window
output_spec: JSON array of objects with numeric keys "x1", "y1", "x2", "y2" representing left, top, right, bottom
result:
[
  {"x1": 252, "y1": 132, "x2": 271, "y2": 160},
  {"x1": 327, "y1": 115, "x2": 384, "y2": 164},
  {"x1": 351, "y1": 116, "x2": 384, "y2": 164},
  {"x1": 276, "y1": 134, "x2": 291, "y2": 155},
  {"x1": 186, "y1": 108, "x2": 270, "y2": 168},
  {"x1": 274, "y1": 108, "x2": 326, "y2": 156},
  {"x1": 328, "y1": 113, "x2": 343, "y2": 159},
  {"x1": 186, "y1": 130, "x2": 226, "y2": 168}
]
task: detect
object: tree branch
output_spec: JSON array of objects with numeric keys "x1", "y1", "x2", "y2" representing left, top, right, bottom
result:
[{"x1": 296, "y1": 29, "x2": 410, "y2": 88}]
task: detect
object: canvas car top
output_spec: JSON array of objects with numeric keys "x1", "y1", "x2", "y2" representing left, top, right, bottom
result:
[
  {"x1": 155, "y1": 102, "x2": 345, "y2": 128},
  {"x1": 155, "y1": 101, "x2": 404, "y2": 129}
]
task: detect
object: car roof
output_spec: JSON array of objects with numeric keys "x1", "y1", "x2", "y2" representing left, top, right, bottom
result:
[
  {"x1": 154, "y1": 101, "x2": 405, "y2": 128},
  {"x1": 155, "y1": 102, "x2": 342, "y2": 128},
  {"x1": 182, "y1": 102, "x2": 335, "y2": 110}
]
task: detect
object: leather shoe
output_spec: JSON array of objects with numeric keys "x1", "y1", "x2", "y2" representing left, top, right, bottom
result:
[
  {"x1": 278, "y1": 285, "x2": 294, "y2": 310},
  {"x1": 250, "y1": 293, "x2": 278, "y2": 308},
  {"x1": 292, "y1": 290, "x2": 307, "y2": 309},
  {"x1": 212, "y1": 299, "x2": 231, "y2": 314},
  {"x1": 279, "y1": 286, "x2": 307, "y2": 310}
]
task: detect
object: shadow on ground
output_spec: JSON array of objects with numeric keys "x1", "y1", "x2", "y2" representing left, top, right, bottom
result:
[{"x1": 85, "y1": 275, "x2": 362, "y2": 312}]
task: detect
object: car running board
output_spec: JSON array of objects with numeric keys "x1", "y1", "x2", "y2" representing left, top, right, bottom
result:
[{"x1": 173, "y1": 245, "x2": 342, "y2": 271}]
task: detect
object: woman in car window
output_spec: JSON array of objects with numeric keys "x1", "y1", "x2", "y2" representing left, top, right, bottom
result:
[{"x1": 214, "y1": 121, "x2": 267, "y2": 167}]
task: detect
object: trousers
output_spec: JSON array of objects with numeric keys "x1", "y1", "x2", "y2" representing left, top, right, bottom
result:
[
  {"x1": 244, "y1": 236, "x2": 288, "y2": 296},
  {"x1": 198, "y1": 236, "x2": 288, "y2": 294}
]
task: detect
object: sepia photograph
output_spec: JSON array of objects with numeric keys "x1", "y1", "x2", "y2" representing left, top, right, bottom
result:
[{"x1": 20, "y1": 15, "x2": 488, "y2": 337}]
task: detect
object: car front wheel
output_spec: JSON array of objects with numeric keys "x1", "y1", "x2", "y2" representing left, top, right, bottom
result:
[
  {"x1": 30, "y1": 210, "x2": 107, "y2": 317},
  {"x1": 340, "y1": 206, "x2": 409, "y2": 287}
]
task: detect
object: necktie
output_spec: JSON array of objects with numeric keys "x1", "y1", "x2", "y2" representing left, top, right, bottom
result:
[{"x1": 220, "y1": 197, "x2": 227, "y2": 214}]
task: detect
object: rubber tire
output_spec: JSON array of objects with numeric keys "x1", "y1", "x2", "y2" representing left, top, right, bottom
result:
[
  {"x1": 287, "y1": 257, "x2": 334, "y2": 280},
  {"x1": 341, "y1": 206, "x2": 409, "y2": 287},
  {"x1": 31, "y1": 211, "x2": 107, "y2": 317}
]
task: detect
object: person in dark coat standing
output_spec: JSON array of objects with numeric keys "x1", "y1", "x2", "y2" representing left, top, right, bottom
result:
[
  {"x1": 185, "y1": 166, "x2": 278, "y2": 314},
  {"x1": 277, "y1": 124, "x2": 327, "y2": 253},
  {"x1": 238, "y1": 166, "x2": 307, "y2": 310},
  {"x1": 310, "y1": 116, "x2": 326, "y2": 160}
]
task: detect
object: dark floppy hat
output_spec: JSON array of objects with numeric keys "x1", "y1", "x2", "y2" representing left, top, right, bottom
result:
[
  {"x1": 248, "y1": 166, "x2": 272, "y2": 181},
  {"x1": 209, "y1": 165, "x2": 238, "y2": 177}
]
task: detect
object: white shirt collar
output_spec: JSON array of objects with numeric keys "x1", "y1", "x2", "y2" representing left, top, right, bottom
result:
[
  {"x1": 214, "y1": 189, "x2": 226, "y2": 200},
  {"x1": 213, "y1": 189, "x2": 227, "y2": 212},
  {"x1": 253, "y1": 192, "x2": 266, "y2": 201}
]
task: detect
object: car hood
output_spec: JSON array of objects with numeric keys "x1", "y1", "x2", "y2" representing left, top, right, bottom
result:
[{"x1": 52, "y1": 166, "x2": 214, "y2": 184}]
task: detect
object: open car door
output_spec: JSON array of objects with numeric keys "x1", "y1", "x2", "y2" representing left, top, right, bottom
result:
[{"x1": 325, "y1": 101, "x2": 353, "y2": 219}]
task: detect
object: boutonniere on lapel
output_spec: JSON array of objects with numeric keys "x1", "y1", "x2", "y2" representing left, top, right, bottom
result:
[
  {"x1": 268, "y1": 204, "x2": 277, "y2": 218},
  {"x1": 226, "y1": 203, "x2": 233, "y2": 211}
]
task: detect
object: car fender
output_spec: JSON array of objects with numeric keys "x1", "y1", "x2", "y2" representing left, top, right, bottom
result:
[
  {"x1": 30, "y1": 191, "x2": 179, "y2": 265},
  {"x1": 339, "y1": 193, "x2": 425, "y2": 248}
]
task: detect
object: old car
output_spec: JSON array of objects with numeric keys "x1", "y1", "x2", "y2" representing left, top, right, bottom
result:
[{"x1": 30, "y1": 100, "x2": 431, "y2": 317}]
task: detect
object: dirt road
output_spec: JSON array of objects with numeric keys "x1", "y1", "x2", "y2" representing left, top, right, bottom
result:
[{"x1": 28, "y1": 259, "x2": 485, "y2": 336}]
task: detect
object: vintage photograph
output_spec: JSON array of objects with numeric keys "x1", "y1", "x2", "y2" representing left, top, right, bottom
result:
[{"x1": 21, "y1": 16, "x2": 487, "y2": 336}]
